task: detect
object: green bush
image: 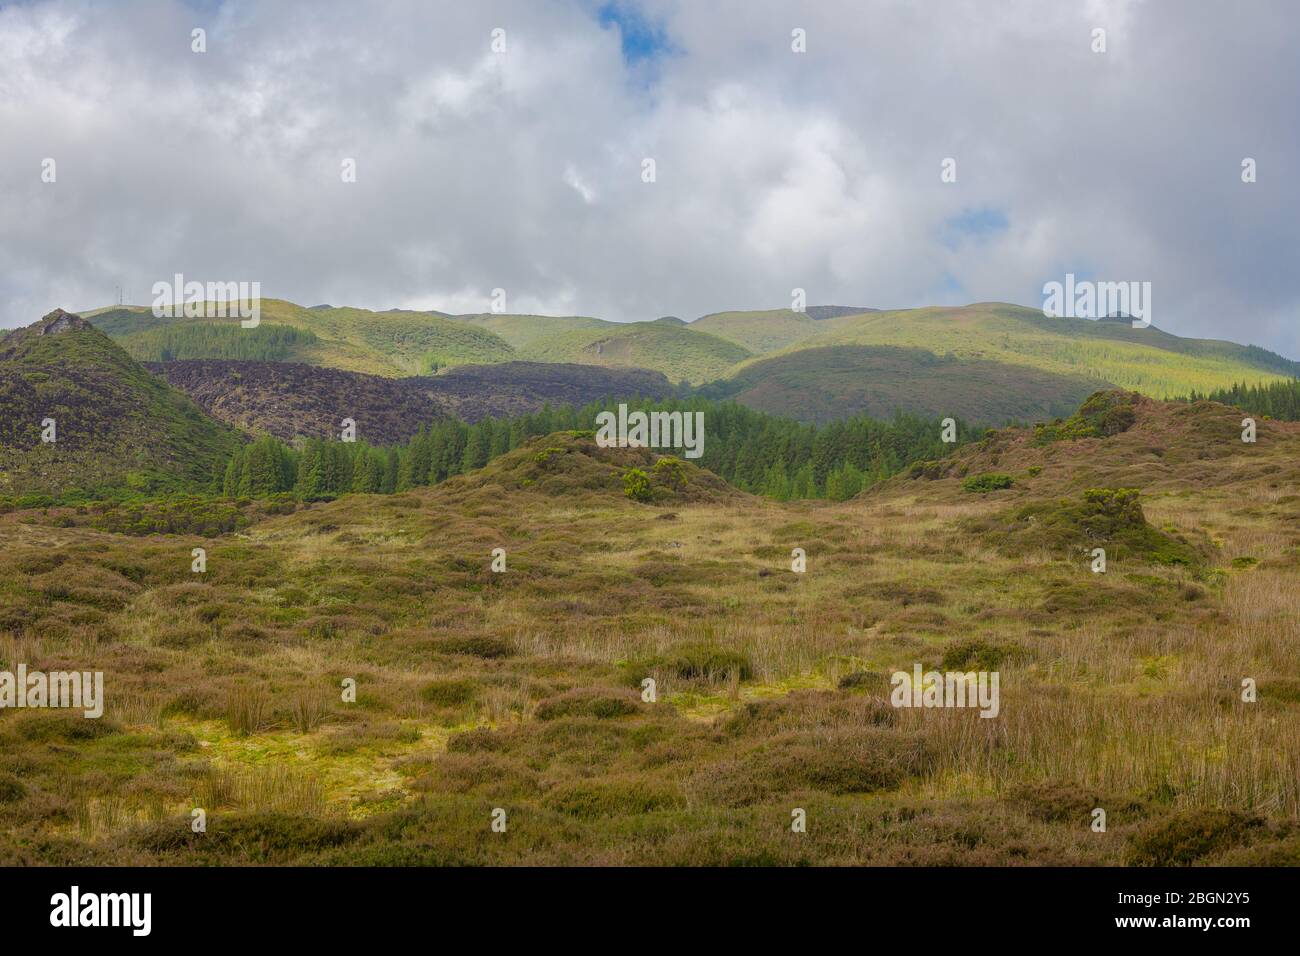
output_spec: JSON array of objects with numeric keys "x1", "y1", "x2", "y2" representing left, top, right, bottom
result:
[
  {"x1": 1035, "y1": 390, "x2": 1140, "y2": 444},
  {"x1": 622, "y1": 467, "x2": 652, "y2": 502},
  {"x1": 534, "y1": 688, "x2": 641, "y2": 721},
  {"x1": 419, "y1": 679, "x2": 478, "y2": 707},
  {"x1": 941, "y1": 638, "x2": 1019, "y2": 671},
  {"x1": 652, "y1": 456, "x2": 687, "y2": 489},
  {"x1": 962, "y1": 473, "x2": 1014, "y2": 493},
  {"x1": 626, "y1": 643, "x2": 752, "y2": 684},
  {"x1": 434, "y1": 635, "x2": 515, "y2": 659}
]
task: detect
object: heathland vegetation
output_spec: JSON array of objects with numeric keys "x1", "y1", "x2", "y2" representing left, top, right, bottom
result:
[
  {"x1": 2, "y1": 306, "x2": 1299, "y2": 867},
  {"x1": 1, "y1": 387, "x2": 1297, "y2": 865}
]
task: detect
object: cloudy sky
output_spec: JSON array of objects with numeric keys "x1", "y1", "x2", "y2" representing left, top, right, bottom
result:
[{"x1": 1, "y1": 0, "x2": 1297, "y2": 356}]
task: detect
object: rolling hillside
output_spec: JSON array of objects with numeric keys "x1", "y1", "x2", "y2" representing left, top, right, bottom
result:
[
  {"x1": 82, "y1": 298, "x2": 1300, "y2": 424},
  {"x1": 691, "y1": 306, "x2": 880, "y2": 353},
  {"x1": 90, "y1": 301, "x2": 516, "y2": 376},
  {"x1": 0, "y1": 310, "x2": 239, "y2": 496},
  {"x1": 704, "y1": 345, "x2": 1107, "y2": 425},
  {"x1": 516, "y1": 321, "x2": 751, "y2": 384},
  {"x1": 449, "y1": 312, "x2": 615, "y2": 349},
  {"x1": 802, "y1": 303, "x2": 1300, "y2": 399},
  {"x1": 691, "y1": 309, "x2": 822, "y2": 353}
]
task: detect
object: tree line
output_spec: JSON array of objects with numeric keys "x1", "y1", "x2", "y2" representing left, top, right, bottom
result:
[
  {"x1": 220, "y1": 398, "x2": 972, "y2": 501},
  {"x1": 1185, "y1": 379, "x2": 1300, "y2": 421}
]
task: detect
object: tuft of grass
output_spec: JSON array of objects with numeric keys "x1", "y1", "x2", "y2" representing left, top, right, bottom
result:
[{"x1": 226, "y1": 687, "x2": 270, "y2": 737}]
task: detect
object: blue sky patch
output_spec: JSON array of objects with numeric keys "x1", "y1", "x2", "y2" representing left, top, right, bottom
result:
[{"x1": 597, "y1": 1, "x2": 672, "y2": 66}]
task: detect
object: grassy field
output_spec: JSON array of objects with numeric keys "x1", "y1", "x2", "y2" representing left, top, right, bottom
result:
[{"x1": 1, "y1": 394, "x2": 1298, "y2": 865}]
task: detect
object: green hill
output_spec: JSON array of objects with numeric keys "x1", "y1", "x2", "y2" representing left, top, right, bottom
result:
[
  {"x1": 83, "y1": 299, "x2": 1300, "y2": 418},
  {"x1": 449, "y1": 313, "x2": 615, "y2": 349},
  {"x1": 691, "y1": 309, "x2": 822, "y2": 353},
  {"x1": 704, "y1": 345, "x2": 1107, "y2": 425},
  {"x1": 800, "y1": 302, "x2": 1299, "y2": 399},
  {"x1": 517, "y1": 322, "x2": 751, "y2": 384},
  {"x1": 0, "y1": 310, "x2": 240, "y2": 497},
  {"x1": 89, "y1": 301, "x2": 515, "y2": 375}
]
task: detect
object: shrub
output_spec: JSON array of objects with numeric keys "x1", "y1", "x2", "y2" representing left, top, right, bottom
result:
[
  {"x1": 434, "y1": 635, "x2": 515, "y2": 659},
  {"x1": 547, "y1": 777, "x2": 684, "y2": 817},
  {"x1": 534, "y1": 688, "x2": 640, "y2": 721},
  {"x1": 941, "y1": 638, "x2": 1019, "y2": 671},
  {"x1": 908, "y1": 460, "x2": 949, "y2": 480},
  {"x1": 419, "y1": 679, "x2": 478, "y2": 708},
  {"x1": 962, "y1": 473, "x2": 1014, "y2": 493},
  {"x1": 693, "y1": 728, "x2": 929, "y2": 805},
  {"x1": 627, "y1": 643, "x2": 752, "y2": 684},
  {"x1": 1034, "y1": 390, "x2": 1141, "y2": 444},
  {"x1": 1127, "y1": 809, "x2": 1264, "y2": 866},
  {"x1": 652, "y1": 456, "x2": 687, "y2": 490},
  {"x1": 0, "y1": 773, "x2": 27, "y2": 803},
  {"x1": 622, "y1": 467, "x2": 652, "y2": 502}
]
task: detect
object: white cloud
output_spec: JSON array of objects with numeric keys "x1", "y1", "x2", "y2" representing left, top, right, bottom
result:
[{"x1": 0, "y1": 0, "x2": 1295, "y2": 358}]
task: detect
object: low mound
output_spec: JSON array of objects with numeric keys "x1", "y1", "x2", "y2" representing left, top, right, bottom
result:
[
  {"x1": 432, "y1": 431, "x2": 744, "y2": 506},
  {"x1": 967, "y1": 487, "x2": 1208, "y2": 567},
  {"x1": 901, "y1": 390, "x2": 1300, "y2": 496}
]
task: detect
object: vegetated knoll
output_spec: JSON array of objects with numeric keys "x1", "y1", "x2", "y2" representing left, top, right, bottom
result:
[
  {"x1": 431, "y1": 430, "x2": 744, "y2": 507},
  {"x1": 146, "y1": 360, "x2": 675, "y2": 443},
  {"x1": 0, "y1": 310, "x2": 239, "y2": 497},
  {"x1": 701, "y1": 345, "x2": 1106, "y2": 426},
  {"x1": 895, "y1": 389, "x2": 1300, "y2": 568},
  {"x1": 901, "y1": 389, "x2": 1300, "y2": 497},
  {"x1": 517, "y1": 321, "x2": 751, "y2": 384}
]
